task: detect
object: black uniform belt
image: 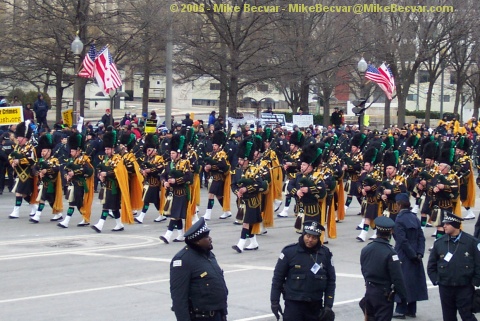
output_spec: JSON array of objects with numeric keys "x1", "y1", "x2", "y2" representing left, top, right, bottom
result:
[
  {"x1": 191, "y1": 310, "x2": 218, "y2": 318},
  {"x1": 366, "y1": 281, "x2": 390, "y2": 288}
]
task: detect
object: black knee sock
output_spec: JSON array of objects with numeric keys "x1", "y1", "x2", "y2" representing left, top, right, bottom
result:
[
  {"x1": 142, "y1": 204, "x2": 149, "y2": 212},
  {"x1": 67, "y1": 207, "x2": 75, "y2": 217},
  {"x1": 24, "y1": 195, "x2": 31, "y2": 203},
  {"x1": 363, "y1": 224, "x2": 369, "y2": 231},
  {"x1": 176, "y1": 219, "x2": 183, "y2": 230},
  {"x1": 207, "y1": 199, "x2": 214, "y2": 209},
  {"x1": 15, "y1": 196, "x2": 22, "y2": 206},
  {"x1": 420, "y1": 216, "x2": 427, "y2": 227},
  {"x1": 217, "y1": 197, "x2": 224, "y2": 207},
  {"x1": 113, "y1": 210, "x2": 120, "y2": 219},
  {"x1": 285, "y1": 195, "x2": 291, "y2": 207},
  {"x1": 345, "y1": 196, "x2": 352, "y2": 207},
  {"x1": 101, "y1": 210, "x2": 109, "y2": 220},
  {"x1": 38, "y1": 203, "x2": 45, "y2": 212},
  {"x1": 240, "y1": 227, "x2": 249, "y2": 239},
  {"x1": 168, "y1": 219, "x2": 177, "y2": 231},
  {"x1": 249, "y1": 225, "x2": 253, "y2": 235}
]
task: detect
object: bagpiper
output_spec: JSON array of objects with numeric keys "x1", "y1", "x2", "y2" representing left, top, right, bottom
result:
[
  {"x1": 379, "y1": 150, "x2": 407, "y2": 222},
  {"x1": 30, "y1": 133, "x2": 63, "y2": 223},
  {"x1": 57, "y1": 133, "x2": 94, "y2": 228},
  {"x1": 159, "y1": 134, "x2": 193, "y2": 244},
  {"x1": 136, "y1": 134, "x2": 166, "y2": 223},
  {"x1": 203, "y1": 131, "x2": 232, "y2": 220},
  {"x1": 400, "y1": 134, "x2": 422, "y2": 213},
  {"x1": 288, "y1": 144, "x2": 326, "y2": 233},
  {"x1": 91, "y1": 130, "x2": 133, "y2": 232},
  {"x1": 262, "y1": 127, "x2": 283, "y2": 213},
  {"x1": 416, "y1": 141, "x2": 439, "y2": 230},
  {"x1": 277, "y1": 131, "x2": 304, "y2": 218},
  {"x1": 429, "y1": 144, "x2": 460, "y2": 240},
  {"x1": 118, "y1": 132, "x2": 144, "y2": 216},
  {"x1": 231, "y1": 138, "x2": 267, "y2": 253},
  {"x1": 185, "y1": 127, "x2": 201, "y2": 228},
  {"x1": 356, "y1": 144, "x2": 383, "y2": 242},
  {"x1": 8, "y1": 121, "x2": 38, "y2": 219},
  {"x1": 453, "y1": 136, "x2": 476, "y2": 220},
  {"x1": 343, "y1": 133, "x2": 366, "y2": 215}
]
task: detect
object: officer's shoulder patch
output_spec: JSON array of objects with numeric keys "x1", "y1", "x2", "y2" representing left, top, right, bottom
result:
[
  {"x1": 392, "y1": 254, "x2": 399, "y2": 261},
  {"x1": 279, "y1": 252, "x2": 285, "y2": 260},
  {"x1": 172, "y1": 260, "x2": 182, "y2": 267}
]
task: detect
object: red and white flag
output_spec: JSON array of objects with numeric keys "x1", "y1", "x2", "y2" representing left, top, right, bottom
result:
[
  {"x1": 365, "y1": 64, "x2": 393, "y2": 100},
  {"x1": 94, "y1": 47, "x2": 122, "y2": 95}
]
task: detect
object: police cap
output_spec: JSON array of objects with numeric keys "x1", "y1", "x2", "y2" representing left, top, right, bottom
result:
[
  {"x1": 374, "y1": 216, "x2": 395, "y2": 231},
  {"x1": 184, "y1": 217, "x2": 210, "y2": 242},
  {"x1": 303, "y1": 221, "x2": 325, "y2": 236}
]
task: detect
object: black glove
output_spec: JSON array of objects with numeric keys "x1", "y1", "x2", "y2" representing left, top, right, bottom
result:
[
  {"x1": 412, "y1": 254, "x2": 423, "y2": 264},
  {"x1": 318, "y1": 306, "x2": 335, "y2": 321},
  {"x1": 271, "y1": 301, "x2": 283, "y2": 320}
]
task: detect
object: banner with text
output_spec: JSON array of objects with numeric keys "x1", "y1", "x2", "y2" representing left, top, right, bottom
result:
[
  {"x1": 62, "y1": 109, "x2": 73, "y2": 127},
  {"x1": 145, "y1": 119, "x2": 157, "y2": 134},
  {"x1": 292, "y1": 115, "x2": 314, "y2": 128},
  {"x1": 0, "y1": 106, "x2": 24, "y2": 125},
  {"x1": 261, "y1": 113, "x2": 286, "y2": 126}
]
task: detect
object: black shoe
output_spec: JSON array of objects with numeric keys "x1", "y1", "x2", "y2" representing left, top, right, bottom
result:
[
  {"x1": 77, "y1": 222, "x2": 90, "y2": 227},
  {"x1": 405, "y1": 313, "x2": 416, "y2": 318},
  {"x1": 50, "y1": 216, "x2": 64, "y2": 222},
  {"x1": 159, "y1": 236, "x2": 169, "y2": 244},
  {"x1": 0, "y1": 191, "x2": 3, "y2": 195},
  {"x1": 244, "y1": 247, "x2": 258, "y2": 251},
  {"x1": 392, "y1": 313, "x2": 406, "y2": 319},
  {"x1": 91, "y1": 225, "x2": 102, "y2": 233},
  {"x1": 134, "y1": 217, "x2": 143, "y2": 224},
  {"x1": 29, "y1": 218, "x2": 39, "y2": 223},
  {"x1": 173, "y1": 239, "x2": 184, "y2": 242},
  {"x1": 111, "y1": 227, "x2": 124, "y2": 232},
  {"x1": 233, "y1": 221, "x2": 242, "y2": 225},
  {"x1": 57, "y1": 223, "x2": 67, "y2": 228},
  {"x1": 356, "y1": 212, "x2": 362, "y2": 215},
  {"x1": 356, "y1": 226, "x2": 363, "y2": 230},
  {"x1": 232, "y1": 245, "x2": 242, "y2": 253}
]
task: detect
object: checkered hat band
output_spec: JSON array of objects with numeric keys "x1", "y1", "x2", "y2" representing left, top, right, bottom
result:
[{"x1": 187, "y1": 225, "x2": 209, "y2": 240}]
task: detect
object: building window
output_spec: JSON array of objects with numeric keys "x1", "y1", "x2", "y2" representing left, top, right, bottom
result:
[
  {"x1": 257, "y1": 84, "x2": 269, "y2": 92},
  {"x1": 439, "y1": 95, "x2": 450, "y2": 102},
  {"x1": 418, "y1": 70, "x2": 429, "y2": 83},
  {"x1": 210, "y1": 83, "x2": 221, "y2": 90},
  {"x1": 450, "y1": 72, "x2": 457, "y2": 85},
  {"x1": 140, "y1": 80, "x2": 144, "y2": 88},
  {"x1": 407, "y1": 94, "x2": 417, "y2": 101}
]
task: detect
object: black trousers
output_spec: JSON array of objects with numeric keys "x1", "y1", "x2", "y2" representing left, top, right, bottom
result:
[
  {"x1": 364, "y1": 283, "x2": 393, "y2": 321},
  {"x1": 283, "y1": 299, "x2": 322, "y2": 321},
  {"x1": 439, "y1": 285, "x2": 477, "y2": 321},
  {"x1": 0, "y1": 163, "x2": 14, "y2": 191}
]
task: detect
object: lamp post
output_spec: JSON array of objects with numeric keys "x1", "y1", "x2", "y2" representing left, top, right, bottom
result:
[
  {"x1": 357, "y1": 57, "x2": 368, "y2": 131},
  {"x1": 440, "y1": 50, "x2": 447, "y2": 120},
  {"x1": 71, "y1": 34, "x2": 84, "y2": 127}
]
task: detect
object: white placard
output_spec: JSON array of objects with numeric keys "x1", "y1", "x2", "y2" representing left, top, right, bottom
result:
[{"x1": 292, "y1": 115, "x2": 314, "y2": 128}]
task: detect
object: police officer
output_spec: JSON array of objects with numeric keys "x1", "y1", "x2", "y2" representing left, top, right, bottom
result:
[
  {"x1": 170, "y1": 218, "x2": 228, "y2": 321},
  {"x1": 0, "y1": 133, "x2": 14, "y2": 194},
  {"x1": 270, "y1": 221, "x2": 336, "y2": 321},
  {"x1": 360, "y1": 216, "x2": 407, "y2": 321},
  {"x1": 427, "y1": 211, "x2": 480, "y2": 321}
]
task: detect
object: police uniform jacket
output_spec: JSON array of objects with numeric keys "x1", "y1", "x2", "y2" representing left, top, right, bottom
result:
[
  {"x1": 170, "y1": 245, "x2": 228, "y2": 321},
  {"x1": 427, "y1": 231, "x2": 480, "y2": 287},
  {"x1": 271, "y1": 239, "x2": 336, "y2": 307},
  {"x1": 360, "y1": 238, "x2": 407, "y2": 301}
]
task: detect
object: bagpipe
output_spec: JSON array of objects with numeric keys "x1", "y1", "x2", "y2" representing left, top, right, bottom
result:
[{"x1": 430, "y1": 173, "x2": 459, "y2": 200}]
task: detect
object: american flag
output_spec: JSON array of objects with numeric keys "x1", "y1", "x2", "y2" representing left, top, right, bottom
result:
[
  {"x1": 94, "y1": 47, "x2": 122, "y2": 94},
  {"x1": 365, "y1": 64, "x2": 393, "y2": 100},
  {"x1": 78, "y1": 44, "x2": 96, "y2": 78}
]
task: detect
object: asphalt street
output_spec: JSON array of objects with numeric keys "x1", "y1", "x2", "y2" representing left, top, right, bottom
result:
[{"x1": 0, "y1": 186, "x2": 478, "y2": 321}]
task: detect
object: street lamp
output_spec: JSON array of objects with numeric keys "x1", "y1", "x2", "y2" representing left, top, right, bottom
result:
[
  {"x1": 71, "y1": 34, "x2": 84, "y2": 127},
  {"x1": 356, "y1": 57, "x2": 368, "y2": 131},
  {"x1": 439, "y1": 49, "x2": 447, "y2": 120}
]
